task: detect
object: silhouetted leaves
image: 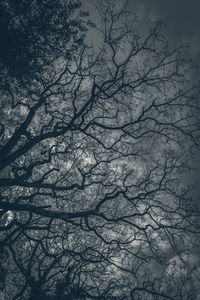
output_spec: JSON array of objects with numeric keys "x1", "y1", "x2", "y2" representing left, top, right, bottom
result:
[
  {"x1": 0, "y1": 0, "x2": 200, "y2": 299},
  {"x1": 0, "y1": 0, "x2": 87, "y2": 86}
]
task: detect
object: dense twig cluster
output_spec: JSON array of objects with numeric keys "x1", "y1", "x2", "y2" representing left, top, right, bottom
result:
[{"x1": 0, "y1": 0, "x2": 200, "y2": 299}]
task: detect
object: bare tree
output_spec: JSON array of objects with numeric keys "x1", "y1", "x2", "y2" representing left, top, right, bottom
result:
[{"x1": 0, "y1": 0, "x2": 200, "y2": 299}]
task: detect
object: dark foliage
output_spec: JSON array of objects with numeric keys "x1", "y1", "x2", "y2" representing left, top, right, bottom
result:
[
  {"x1": 0, "y1": 0, "x2": 200, "y2": 299},
  {"x1": 0, "y1": 0, "x2": 87, "y2": 86}
]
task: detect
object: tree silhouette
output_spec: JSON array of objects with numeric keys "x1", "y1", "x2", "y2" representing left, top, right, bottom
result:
[
  {"x1": 0, "y1": 0, "x2": 88, "y2": 88},
  {"x1": 0, "y1": 0, "x2": 200, "y2": 299}
]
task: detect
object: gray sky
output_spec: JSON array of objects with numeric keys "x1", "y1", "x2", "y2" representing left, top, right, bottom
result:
[
  {"x1": 84, "y1": 0, "x2": 200, "y2": 76},
  {"x1": 134, "y1": 0, "x2": 200, "y2": 200},
  {"x1": 131, "y1": 0, "x2": 200, "y2": 205},
  {"x1": 83, "y1": 0, "x2": 200, "y2": 203},
  {"x1": 132, "y1": 0, "x2": 200, "y2": 204},
  {"x1": 133, "y1": 0, "x2": 200, "y2": 77}
]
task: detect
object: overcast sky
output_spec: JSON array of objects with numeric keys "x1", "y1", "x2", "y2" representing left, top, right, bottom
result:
[
  {"x1": 83, "y1": 0, "x2": 200, "y2": 202},
  {"x1": 131, "y1": 0, "x2": 200, "y2": 199},
  {"x1": 84, "y1": 0, "x2": 200, "y2": 77},
  {"x1": 132, "y1": 0, "x2": 200, "y2": 77}
]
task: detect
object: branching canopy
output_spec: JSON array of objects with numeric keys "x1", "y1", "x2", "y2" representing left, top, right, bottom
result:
[{"x1": 0, "y1": 1, "x2": 200, "y2": 299}]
